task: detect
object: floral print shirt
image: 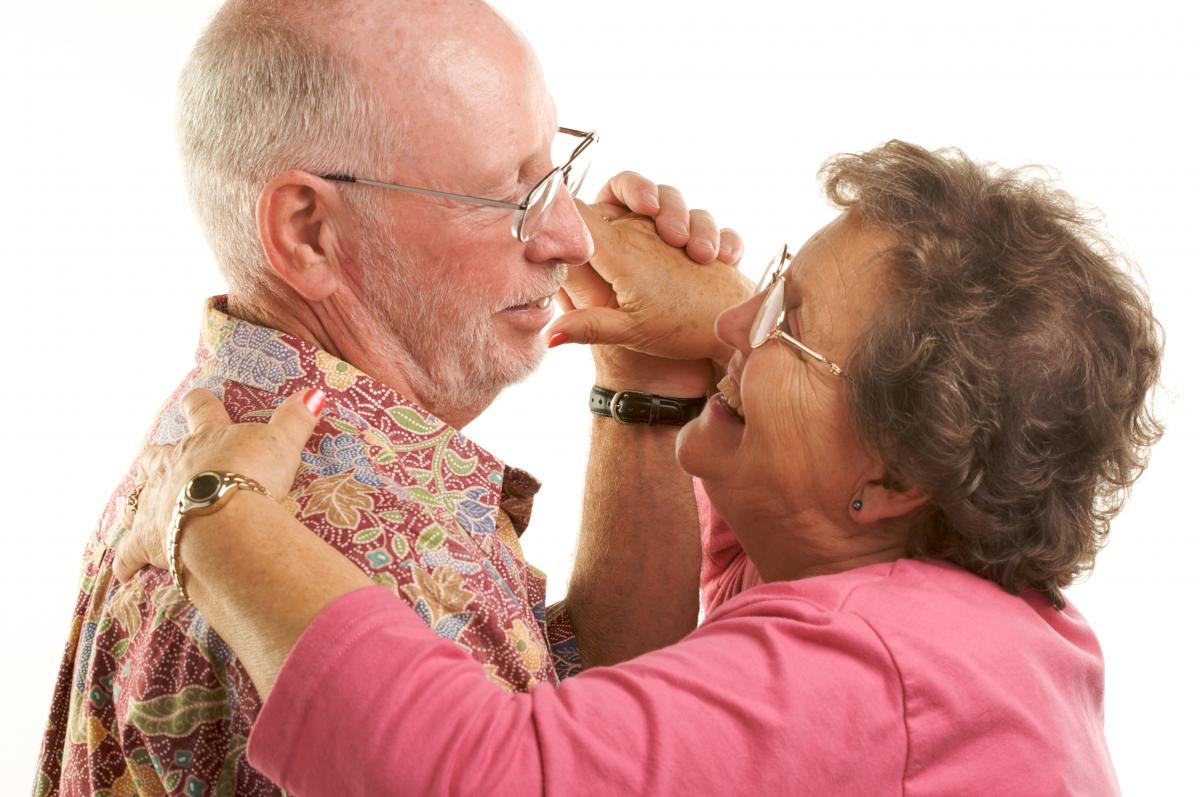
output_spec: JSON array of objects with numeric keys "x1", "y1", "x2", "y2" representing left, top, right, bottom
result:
[{"x1": 34, "y1": 297, "x2": 581, "y2": 797}]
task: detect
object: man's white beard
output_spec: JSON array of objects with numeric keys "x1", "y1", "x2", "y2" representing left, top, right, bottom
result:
[{"x1": 358, "y1": 228, "x2": 563, "y2": 424}]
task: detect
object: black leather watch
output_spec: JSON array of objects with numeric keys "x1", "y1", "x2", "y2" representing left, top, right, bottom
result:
[{"x1": 589, "y1": 385, "x2": 708, "y2": 426}]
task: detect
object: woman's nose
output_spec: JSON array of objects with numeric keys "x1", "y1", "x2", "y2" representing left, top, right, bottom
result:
[{"x1": 715, "y1": 290, "x2": 765, "y2": 358}]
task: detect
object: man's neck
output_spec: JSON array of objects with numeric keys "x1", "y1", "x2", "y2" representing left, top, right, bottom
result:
[{"x1": 225, "y1": 291, "x2": 484, "y2": 428}]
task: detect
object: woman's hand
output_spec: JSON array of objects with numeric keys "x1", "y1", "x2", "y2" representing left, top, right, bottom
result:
[{"x1": 113, "y1": 387, "x2": 323, "y2": 581}]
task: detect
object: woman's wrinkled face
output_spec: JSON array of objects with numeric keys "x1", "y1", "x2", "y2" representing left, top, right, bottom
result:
[{"x1": 677, "y1": 212, "x2": 896, "y2": 525}]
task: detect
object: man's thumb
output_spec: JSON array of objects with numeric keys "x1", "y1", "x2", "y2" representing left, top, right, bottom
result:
[{"x1": 546, "y1": 307, "x2": 636, "y2": 347}]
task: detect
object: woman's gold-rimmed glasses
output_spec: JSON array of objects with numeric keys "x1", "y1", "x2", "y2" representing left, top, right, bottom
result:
[
  {"x1": 320, "y1": 127, "x2": 596, "y2": 242},
  {"x1": 749, "y1": 243, "x2": 847, "y2": 378}
]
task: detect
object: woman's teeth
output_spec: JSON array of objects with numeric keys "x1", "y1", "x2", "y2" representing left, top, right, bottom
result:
[{"x1": 716, "y1": 375, "x2": 744, "y2": 418}]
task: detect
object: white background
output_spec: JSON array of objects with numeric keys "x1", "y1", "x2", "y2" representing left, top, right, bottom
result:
[{"x1": 2, "y1": 1, "x2": 1197, "y2": 792}]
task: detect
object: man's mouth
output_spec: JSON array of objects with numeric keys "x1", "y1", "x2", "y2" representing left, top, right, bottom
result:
[
  {"x1": 501, "y1": 294, "x2": 553, "y2": 312},
  {"x1": 716, "y1": 374, "x2": 745, "y2": 420}
]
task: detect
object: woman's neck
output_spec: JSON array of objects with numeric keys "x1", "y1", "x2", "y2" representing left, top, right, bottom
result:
[{"x1": 705, "y1": 482, "x2": 909, "y2": 583}]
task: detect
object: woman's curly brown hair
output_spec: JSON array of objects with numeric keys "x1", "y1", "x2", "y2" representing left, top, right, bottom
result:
[{"x1": 823, "y1": 141, "x2": 1164, "y2": 608}]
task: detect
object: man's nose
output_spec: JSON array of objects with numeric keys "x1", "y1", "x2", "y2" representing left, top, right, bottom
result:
[{"x1": 524, "y1": 184, "x2": 593, "y2": 265}]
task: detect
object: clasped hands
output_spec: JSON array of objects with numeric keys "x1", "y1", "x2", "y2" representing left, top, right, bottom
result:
[{"x1": 551, "y1": 172, "x2": 753, "y2": 396}]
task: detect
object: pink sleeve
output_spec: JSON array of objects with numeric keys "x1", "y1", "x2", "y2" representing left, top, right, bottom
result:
[
  {"x1": 247, "y1": 586, "x2": 905, "y2": 797},
  {"x1": 695, "y1": 478, "x2": 762, "y2": 613}
]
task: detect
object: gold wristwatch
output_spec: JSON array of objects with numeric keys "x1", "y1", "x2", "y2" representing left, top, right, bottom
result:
[{"x1": 166, "y1": 470, "x2": 272, "y2": 603}]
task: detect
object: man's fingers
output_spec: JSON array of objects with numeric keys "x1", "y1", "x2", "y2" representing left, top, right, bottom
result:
[
  {"x1": 652, "y1": 185, "x2": 691, "y2": 248},
  {"x1": 717, "y1": 227, "x2": 745, "y2": 266},
  {"x1": 544, "y1": 307, "x2": 637, "y2": 347},
  {"x1": 180, "y1": 389, "x2": 233, "y2": 434},
  {"x1": 267, "y1": 389, "x2": 325, "y2": 456},
  {"x1": 686, "y1": 209, "x2": 721, "y2": 264},
  {"x1": 594, "y1": 171, "x2": 661, "y2": 216}
]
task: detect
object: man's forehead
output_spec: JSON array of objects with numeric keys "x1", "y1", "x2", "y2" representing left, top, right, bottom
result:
[{"x1": 348, "y1": 2, "x2": 556, "y2": 184}]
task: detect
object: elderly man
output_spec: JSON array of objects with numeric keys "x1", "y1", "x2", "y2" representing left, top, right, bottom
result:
[{"x1": 35, "y1": 1, "x2": 749, "y2": 794}]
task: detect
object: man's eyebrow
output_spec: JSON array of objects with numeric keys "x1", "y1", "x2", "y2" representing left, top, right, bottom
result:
[{"x1": 477, "y1": 151, "x2": 541, "y2": 199}]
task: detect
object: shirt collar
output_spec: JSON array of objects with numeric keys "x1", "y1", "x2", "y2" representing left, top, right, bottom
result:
[{"x1": 196, "y1": 296, "x2": 541, "y2": 534}]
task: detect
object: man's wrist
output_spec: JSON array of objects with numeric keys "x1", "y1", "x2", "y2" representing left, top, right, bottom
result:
[
  {"x1": 593, "y1": 362, "x2": 713, "y2": 397},
  {"x1": 592, "y1": 345, "x2": 713, "y2": 396},
  {"x1": 590, "y1": 386, "x2": 707, "y2": 426}
]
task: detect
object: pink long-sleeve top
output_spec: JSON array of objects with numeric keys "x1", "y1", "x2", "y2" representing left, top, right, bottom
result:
[{"x1": 246, "y1": 550, "x2": 1118, "y2": 795}]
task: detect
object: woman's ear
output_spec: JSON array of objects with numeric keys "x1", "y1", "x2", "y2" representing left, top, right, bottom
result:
[
  {"x1": 850, "y1": 480, "x2": 929, "y2": 525},
  {"x1": 256, "y1": 170, "x2": 348, "y2": 302},
  {"x1": 849, "y1": 458, "x2": 930, "y2": 525}
]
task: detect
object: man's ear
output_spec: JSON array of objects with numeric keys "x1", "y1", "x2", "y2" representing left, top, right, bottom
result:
[{"x1": 256, "y1": 170, "x2": 348, "y2": 302}]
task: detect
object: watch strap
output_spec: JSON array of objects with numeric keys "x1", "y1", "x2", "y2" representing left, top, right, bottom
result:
[
  {"x1": 589, "y1": 385, "x2": 707, "y2": 426},
  {"x1": 167, "y1": 471, "x2": 272, "y2": 604}
]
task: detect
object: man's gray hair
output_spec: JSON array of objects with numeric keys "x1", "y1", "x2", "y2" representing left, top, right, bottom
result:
[{"x1": 179, "y1": 1, "x2": 390, "y2": 299}]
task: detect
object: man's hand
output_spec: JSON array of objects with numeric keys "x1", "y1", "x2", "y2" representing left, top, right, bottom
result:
[
  {"x1": 556, "y1": 172, "x2": 738, "y2": 664},
  {"x1": 593, "y1": 171, "x2": 744, "y2": 266}
]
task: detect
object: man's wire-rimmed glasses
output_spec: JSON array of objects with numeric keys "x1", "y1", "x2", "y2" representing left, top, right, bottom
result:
[
  {"x1": 750, "y1": 243, "x2": 848, "y2": 377},
  {"x1": 320, "y1": 127, "x2": 597, "y2": 242}
]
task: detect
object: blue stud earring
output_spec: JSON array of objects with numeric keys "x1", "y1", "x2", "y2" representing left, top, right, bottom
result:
[{"x1": 852, "y1": 499, "x2": 863, "y2": 512}]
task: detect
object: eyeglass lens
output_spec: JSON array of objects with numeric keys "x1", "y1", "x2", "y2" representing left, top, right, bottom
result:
[
  {"x1": 519, "y1": 174, "x2": 562, "y2": 241},
  {"x1": 750, "y1": 275, "x2": 786, "y2": 348},
  {"x1": 518, "y1": 141, "x2": 594, "y2": 241}
]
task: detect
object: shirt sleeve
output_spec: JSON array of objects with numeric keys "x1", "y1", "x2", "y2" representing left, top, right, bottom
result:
[
  {"x1": 695, "y1": 478, "x2": 763, "y2": 614},
  {"x1": 543, "y1": 600, "x2": 583, "y2": 680},
  {"x1": 247, "y1": 585, "x2": 906, "y2": 797}
]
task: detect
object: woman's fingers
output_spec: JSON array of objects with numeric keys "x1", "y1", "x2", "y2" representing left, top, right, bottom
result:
[
  {"x1": 562, "y1": 259, "x2": 618, "y2": 312},
  {"x1": 112, "y1": 536, "x2": 146, "y2": 583},
  {"x1": 114, "y1": 444, "x2": 178, "y2": 581},
  {"x1": 181, "y1": 389, "x2": 233, "y2": 434},
  {"x1": 544, "y1": 306, "x2": 637, "y2": 347},
  {"x1": 268, "y1": 388, "x2": 325, "y2": 455}
]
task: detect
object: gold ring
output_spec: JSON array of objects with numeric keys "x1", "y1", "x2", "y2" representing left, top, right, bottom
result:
[{"x1": 125, "y1": 486, "x2": 143, "y2": 516}]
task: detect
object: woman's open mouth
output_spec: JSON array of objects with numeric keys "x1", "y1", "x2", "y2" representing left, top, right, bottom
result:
[{"x1": 716, "y1": 374, "x2": 745, "y2": 420}]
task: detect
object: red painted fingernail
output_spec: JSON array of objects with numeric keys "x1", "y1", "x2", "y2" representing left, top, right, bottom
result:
[
  {"x1": 547, "y1": 332, "x2": 569, "y2": 349},
  {"x1": 303, "y1": 388, "x2": 326, "y2": 416}
]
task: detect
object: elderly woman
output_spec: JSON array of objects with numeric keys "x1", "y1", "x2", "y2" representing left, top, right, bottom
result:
[{"x1": 114, "y1": 141, "x2": 1160, "y2": 795}]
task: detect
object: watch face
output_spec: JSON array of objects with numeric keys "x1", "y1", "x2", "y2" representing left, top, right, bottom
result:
[{"x1": 186, "y1": 471, "x2": 223, "y2": 504}]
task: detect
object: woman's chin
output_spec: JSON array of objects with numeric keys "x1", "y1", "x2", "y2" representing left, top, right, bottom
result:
[{"x1": 676, "y1": 394, "x2": 746, "y2": 479}]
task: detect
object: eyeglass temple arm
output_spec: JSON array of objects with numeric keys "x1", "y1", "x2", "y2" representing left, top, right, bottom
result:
[
  {"x1": 320, "y1": 174, "x2": 525, "y2": 210},
  {"x1": 774, "y1": 329, "x2": 847, "y2": 376}
]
